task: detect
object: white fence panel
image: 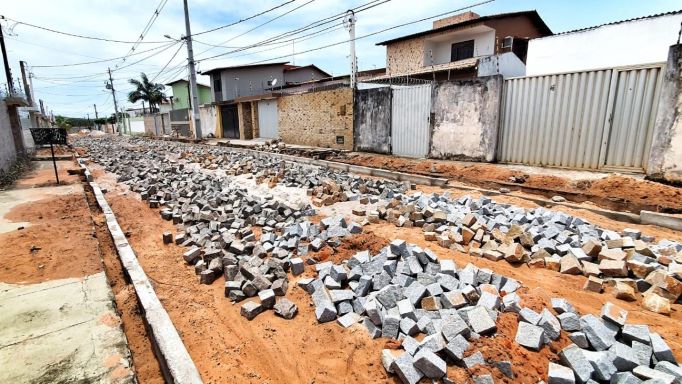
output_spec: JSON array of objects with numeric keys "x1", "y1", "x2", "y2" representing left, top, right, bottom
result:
[{"x1": 391, "y1": 84, "x2": 432, "y2": 158}]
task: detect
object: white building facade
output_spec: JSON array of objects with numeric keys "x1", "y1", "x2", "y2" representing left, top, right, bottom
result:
[{"x1": 526, "y1": 11, "x2": 682, "y2": 76}]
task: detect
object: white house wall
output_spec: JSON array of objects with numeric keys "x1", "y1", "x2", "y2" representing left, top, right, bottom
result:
[
  {"x1": 526, "y1": 13, "x2": 682, "y2": 75},
  {"x1": 423, "y1": 28, "x2": 495, "y2": 66}
]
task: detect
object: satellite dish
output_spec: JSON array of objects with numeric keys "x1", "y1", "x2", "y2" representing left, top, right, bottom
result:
[{"x1": 271, "y1": 78, "x2": 278, "y2": 86}]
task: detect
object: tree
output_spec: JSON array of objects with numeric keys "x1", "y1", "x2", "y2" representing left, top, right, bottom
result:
[{"x1": 127, "y1": 73, "x2": 167, "y2": 113}]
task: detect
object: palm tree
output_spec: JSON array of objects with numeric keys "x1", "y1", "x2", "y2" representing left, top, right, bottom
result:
[{"x1": 128, "y1": 73, "x2": 167, "y2": 113}]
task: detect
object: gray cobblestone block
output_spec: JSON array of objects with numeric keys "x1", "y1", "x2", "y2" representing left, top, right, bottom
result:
[
  {"x1": 467, "y1": 306, "x2": 496, "y2": 335},
  {"x1": 399, "y1": 317, "x2": 419, "y2": 336},
  {"x1": 441, "y1": 312, "x2": 471, "y2": 341},
  {"x1": 583, "y1": 350, "x2": 617, "y2": 382},
  {"x1": 290, "y1": 257, "x2": 305, "y2": 276},
  {"x1": 365, "y1": 299, "x2": 383, "y2": 326},
  {"x1": 413, "y1": 349, "x2": 447, "y2": 378},
  {"x1": 258, "y1": 289, "x2": 276, "y2": 309},
  {"x1": 601, "y1": 301, "x2": 628, "y2": 327},
  {"x1": 183, "y1": 247, "x2": 202, "y2": 264},
  {"x1": 382, "y1": 311, "x2": 401, "y2": 339},
  {"x1": 336, "y1": 300, "x2": 353, "y2": 316},
  {"x1": 271, "y1": 278, "x2": 288, "y2": 296},
  {"x1": 568, "y1": 332, "x2": 590, "y2": 349},
  {"x1": 311, "y1": 284, "x2": 337, "y2": 323},
  {"x1": 632, "y1": 341, "x2": 652, "y2": 366},
  {"x1": 329, "y1": 289, "x2": 355, "y2": 303},
  {"x1": 559, "y1": 344, "x2": 594, "y2": 383},
  {"x1": 515, "y1": 321, "x2": 545, "y2": 351},
  {"x1": 391, "y1": 352, "x2": 424, "y2": 384},
  {"x1": 441, "y1": 290, "x2": 468, "y2": 309},
  {"x1": 440, "y1": 259, "x2": 457, "y2": 276},
  {"x1": 552, "y1": 298, "x2": 576, "y2": 314},
  {"x1": 654, "y1": 361, "x2": 682, "y2": 383},
  {"x1": 297, "y1": 277, "x2": 315, "y2": 293},
  {"x1": 609, "y1": 342, "x2": 640, "y2": 372},
  {"x1": 580, "y1": 314, "x2": 617, "y2": 351},
  {"x1": 548, "y1": 362, "x2": 576, "y2": 384},
  {"x1": 477, "y1": 291, "x2": 501, "y2": 310},
  {"x1": 273, "y1": 298, "x2": 298, "y2": 319},
  {"x1": 472, "y1": 374, "x2": 495, "y2": 384},
  {"x1": 363, "y1": 317, "x2": 381, "y2": 339},
  {"x1": 558, "y1": 312, "x2": 582, "y2": 332},
  {"x1": 337, "y1": 312, "x2": 362, "y2": 328},
  {"x1": 610, "y1": 372, "x2": 644, "y2": 384},
  {"x1": 381, "y1": 349, "x2": 396, "y2": 373},
  {"x1": 444, "y1": 334, "x2": 469, "y2": 361},
  {"x1": 502, "y1": 292, "x2": 522, "y2": 313},
  {"x1": 496, "y1": 360, "x2": 514, "y2": 379},
  {"x1": 650, "y1": 333, "x2": 677, "y2": 364},
  {"x1": 240, "y1": 300, "x2": 263, "y2": 320},
  {"x1": 539, "y1": 308, "x2": 561, "y2": 341},
  {"x1": 402, "y1": 335, "x2": 420, "y2": 355},
  {"x1": 633, "y1": 366, "x2": 675, "y2": 383},
  {"x1": 519, "y1": 307, "x2": 542, "y2": 325},
  {"x1": 622, "y1": 324, "x2": 651, "y2": 345},
  {"x1": 397, "y1": 298, "x2": 417, "y2": 321},
  {"x1": 463, "y1": 351, "x2": 485, "y2": 368},
  {"x1": 420, "y1": 333, "x2": 447, "y2": 353}
]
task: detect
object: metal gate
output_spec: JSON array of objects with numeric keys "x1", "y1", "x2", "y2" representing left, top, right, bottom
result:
[
  {"x1": 498, "y1": 65, "x2": 664, "y2": 171},
  {"x1": 258, "y1": 99, "x2": 278, "y2": 139},
  {"x1": 391, "y1": 84, "x2": 432, "y2": 158}
]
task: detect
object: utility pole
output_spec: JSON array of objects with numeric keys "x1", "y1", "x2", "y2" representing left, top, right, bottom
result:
[
  {"x1": 20, "y1": 61, "x2": 33, "y2": 105},
  {"x1": 93, "y1": 104, "x2": 99, "y2": 130},
  {"x1": 183, "y1": 0, "x2": 202, "y2": 139},
  {"x1": 0, "y1": 23, "x2": 25, "y2": 154},
  {"x1": 343, "y1": 10, "x2": 357, "y2": 89},
  {"x1": 107, "y1": 67, "x2": 121, "y2": 135}
]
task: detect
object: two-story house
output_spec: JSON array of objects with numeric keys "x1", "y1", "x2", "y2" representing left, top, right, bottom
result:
[
  {"x1": 200, "y1": 62, "x2": 330, "y2": 139},
  {"x1": 374, "y1": 10, "x2": 552, "y2": 81}
]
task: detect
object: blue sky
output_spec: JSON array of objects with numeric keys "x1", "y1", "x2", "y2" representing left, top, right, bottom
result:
[{"x1": 1, "y1": 0, "x2": 680, "y2": 118}]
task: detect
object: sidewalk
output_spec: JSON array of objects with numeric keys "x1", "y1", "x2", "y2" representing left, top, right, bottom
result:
[{"x1": 0, "y1": 160, "x2": 135, "y2": 383}]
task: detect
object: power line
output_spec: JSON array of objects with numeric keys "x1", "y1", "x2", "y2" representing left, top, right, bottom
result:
[
  {"x1": 1, "y1": 15, "x2": 168, "y2": 44},
  {"x1": 29, "y1": 42, "x2": 177, "y2": 68},
  {"x1": 117, "y1": 0, "x2": 169, "y2": 66},
  {"x1": 194, "y1": 0, "x2": 316, "y2": 57},
  {"x1": 112, "y1": 41, "x2": 182, "y2": 72},
  {"x1": 191, "y1": 0, "x2": 297, "y2": 37},
  {"x1": 151, "y1": 41, "x2": 186, "y2": 82},
  {"x1": 195, "y1": 0, "x2": 389, "y2": 63},
  {"x1": 211, "y1": 0, "x2": 494, "y2": 67}
]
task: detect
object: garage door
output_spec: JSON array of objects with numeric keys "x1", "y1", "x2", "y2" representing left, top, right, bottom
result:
[{"x1": 258, "y1": 99, "x2": 278, "y2": 139}]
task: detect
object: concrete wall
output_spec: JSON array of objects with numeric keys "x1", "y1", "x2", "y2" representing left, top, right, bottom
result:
[
  {"x1": 429, "y1": 75, "x2": 502, "y2": 161},
  {"x1": 354, "y1": 87, "x2": 392, "y2": 154},
  {"x1": 278, "y1": 87, "x2": 353, "y2": 150},
  {"x1": 477, "y1": 52, "x2": 527, "y2": 78},
  {"x1": 648, "y1": 44, "x2": 682, "y2": 182},
  {"x1": 526, "y1": 13, "x2": 682, "y2": 75},
  {"x1": 0, "y1": 101, "x2": 17, "y2": 173},
  {"x1": 199, "y1": 105, "x2": 218, "y2": 137},
  {"x1": 213, "y1": 66, "x2": 284, "y2": 102},
  {"x1": 424, "y1": 27, "x2": 495, "y2": 66}
]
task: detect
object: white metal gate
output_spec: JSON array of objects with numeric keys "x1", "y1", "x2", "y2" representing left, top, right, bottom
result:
[
  {"x1": 391, "y1": 84, "x2": 432, "y2": 158},
  {"x1": 258, "y1": 99, "x2": 278, "y2": 139},
  {"x1": 498, "y1": 65, "x2": 664, "y2": 171}
]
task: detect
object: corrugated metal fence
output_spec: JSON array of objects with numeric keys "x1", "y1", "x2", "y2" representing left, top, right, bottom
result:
[
  {"x1": 391, "y1": 84, "x2": 432, "y2": 158},
  {"x1": 498, "y1": 65, "x2": 663, "y2": 171}
]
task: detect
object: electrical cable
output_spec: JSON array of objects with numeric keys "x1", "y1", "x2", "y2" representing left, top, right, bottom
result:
[{"x1": 191, "y1": 0, "x2": 297, "y2": 37}]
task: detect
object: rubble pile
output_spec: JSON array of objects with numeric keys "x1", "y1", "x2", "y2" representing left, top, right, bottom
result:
[
  {"x1": 378, "y1": 192, "x2": 682, "y2": 314},
  {"x1": 302, "y1": 240, "x2": 680, "y2": 383}
]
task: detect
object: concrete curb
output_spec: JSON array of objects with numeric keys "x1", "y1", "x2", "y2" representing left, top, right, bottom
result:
[
  {"x1": 78, "y1": 159, "x2": 203, "y2": 384},
  {"x1": 641, "y1": 210, "x2": 682, "y2": 231}
]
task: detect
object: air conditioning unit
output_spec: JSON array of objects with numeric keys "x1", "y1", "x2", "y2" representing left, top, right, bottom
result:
[{"x1": 502, "y1": 36, "x2": 514, "y2": 49}]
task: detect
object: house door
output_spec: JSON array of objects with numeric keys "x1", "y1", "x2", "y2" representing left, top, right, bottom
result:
[
  {"x1": 257, "y1": 99, "x2": 278, "y2": 139},
  {"x1": 220, "y1": 105, "x2": 239, "y2": 139}
]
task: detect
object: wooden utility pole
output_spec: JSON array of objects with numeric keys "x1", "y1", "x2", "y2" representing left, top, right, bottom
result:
[
  {"x1": 107, "y1": 67, "x2": 121, "y2": 135},
  {"x1": 183, "y1": 0, "x2": 202, "y2": 139}
]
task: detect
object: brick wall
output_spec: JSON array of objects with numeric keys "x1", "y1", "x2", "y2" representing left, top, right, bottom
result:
[
  {"x1": 432, "y1": 12, "x2": 479, "y2": 29},
  {"x1": 278, "y1": 88, "x2": 353, "y2": 150},
  {"x1": 251, "y1": 101, "x2": 259, "y2": 138}
]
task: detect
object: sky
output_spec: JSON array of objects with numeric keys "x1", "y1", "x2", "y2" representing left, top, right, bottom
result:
[{"x1": 1, "y1": 0, "x2": 680, "y2": 118}]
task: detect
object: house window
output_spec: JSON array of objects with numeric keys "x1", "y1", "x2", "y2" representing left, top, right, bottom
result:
[
  {"x1": 450, "y1": 40, "x2": 475, "y2": 62},
  {"x1": 213, "y1": 77, "x2": 222, "y2": 92}
]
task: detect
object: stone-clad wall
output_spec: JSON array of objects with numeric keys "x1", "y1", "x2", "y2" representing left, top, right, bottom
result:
[
  {"x1": 386, "y1": 38, "x2": 425, "y2": 76},
  {"x1": 278, "y1": 88, "x2": 353, "y2": 150}
]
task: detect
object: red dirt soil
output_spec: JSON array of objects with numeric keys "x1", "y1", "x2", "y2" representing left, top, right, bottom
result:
[
  {"x1": 338, "y1": 153, "x2": 682, "y2": 211},
  {"x1": 0, "y1": 194, "x2": 101, "y2": 283}
]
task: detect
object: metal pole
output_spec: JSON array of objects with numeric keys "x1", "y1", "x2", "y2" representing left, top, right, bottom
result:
[
  {"x1": 94, "y1": 104, "x2": 99, "y2": 130},
  {"x1": 50, "y1": 142, "x2": 59, "y2": 185},
  {"x1": 183, "y1": 0, "x2": 202, "y2": 139},
  {"x1": 345, "y1": 11, "x2": 357, "y2": 89},
  {"x1": 107, "y1": 67, "x2": 121, "y2": 135},
  {"x1": 0, "y1": 25, "x2": 13, "y2": 93},
  {"x1": 20, "y1": 61, "x2": 33, "y2": 105}
]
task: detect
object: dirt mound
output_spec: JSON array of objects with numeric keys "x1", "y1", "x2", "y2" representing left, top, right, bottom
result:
[{"x1": 306, "y1": 232, "x2": 389, "y2": 265}]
